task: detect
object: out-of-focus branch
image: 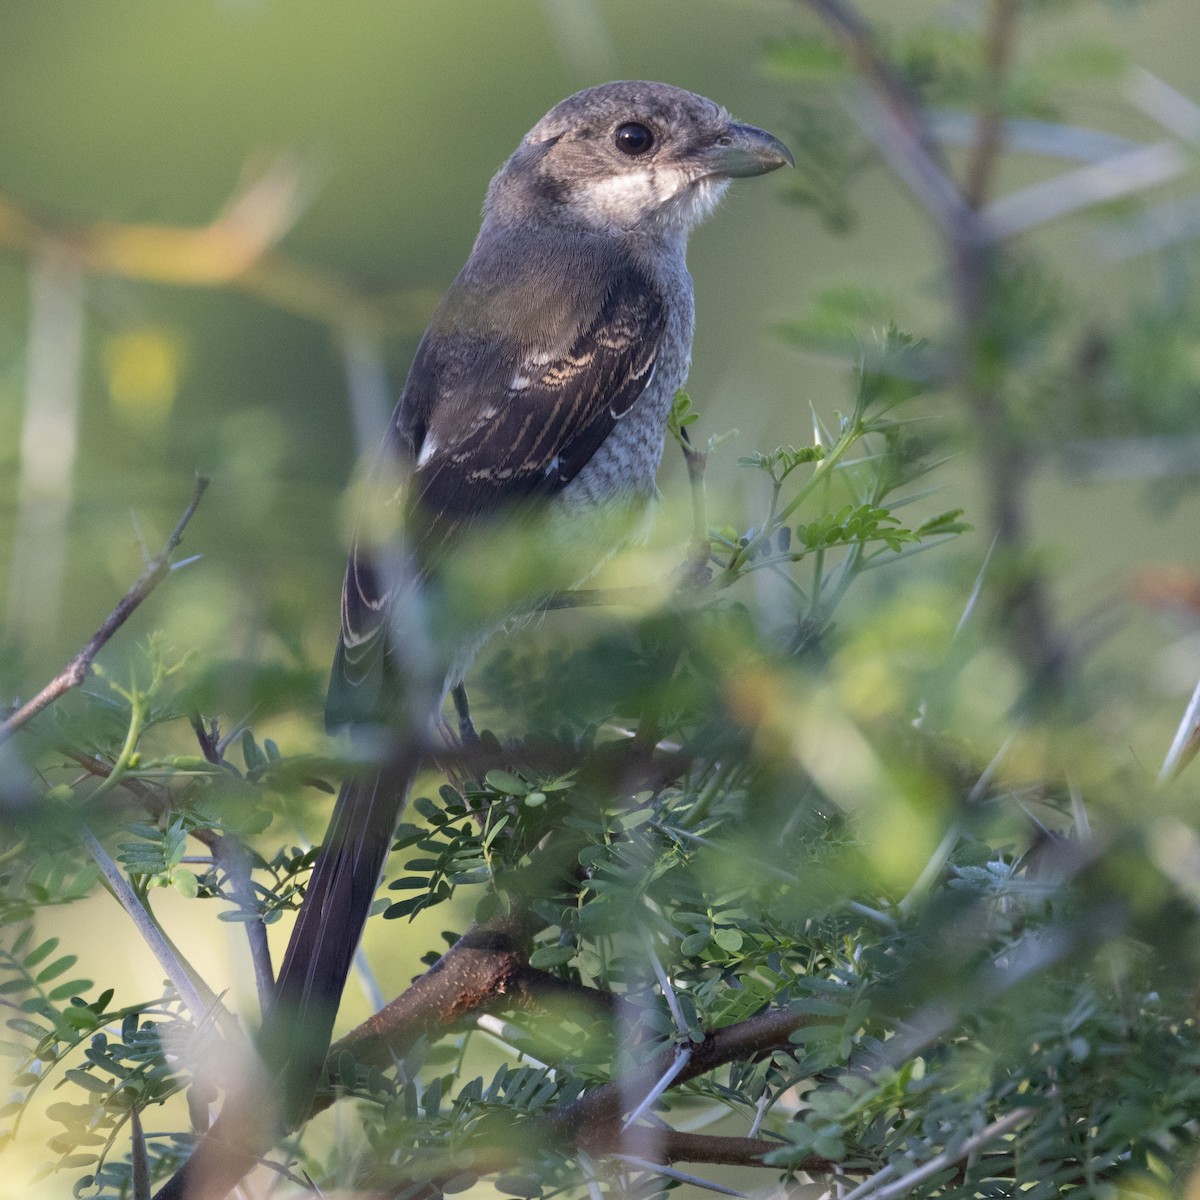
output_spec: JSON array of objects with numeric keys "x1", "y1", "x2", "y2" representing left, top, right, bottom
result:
[
  {"x1": 803, "y1": 0, "x2": 979, "y2": 243},
  {"x1": 964, "y1": 0, "x2": 1018, "y2": 209},
  {"x1": 6, "y1": 246, "x2": 85, "y2": 652},
  {"x1": 801, "y1": 0, "x2": 1069, "y2": 695},
  {"x1": 82, "y1": 826, "x2": 228, "y2": 1028},
  {"x1": 0, "y1": 476, "x2": 209, "y2": 743},
  {"x1": 0, "y1": 166, "x2": 436, "y2": 337}
]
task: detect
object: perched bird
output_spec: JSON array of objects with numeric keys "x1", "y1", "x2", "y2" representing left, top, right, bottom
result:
[{"x1": 157, "y1": 81, "x2": 790, "y2": 1200}]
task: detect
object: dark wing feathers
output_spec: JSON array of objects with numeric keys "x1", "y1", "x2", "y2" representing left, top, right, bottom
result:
[
  {"x1": 326, "y1": 258, "x2": 666, "y2": 728},
  {"x1": 417, "y1": 279, "x2": 662, "y2": 518}
]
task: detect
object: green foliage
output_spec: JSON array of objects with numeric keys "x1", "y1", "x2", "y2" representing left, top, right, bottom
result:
[
  {"x1": 0, "y1": 923, "x2": 192, "y2": 1188},
  {"x1": 711, "y1": 326, "x2": 963, "y2": 644}
]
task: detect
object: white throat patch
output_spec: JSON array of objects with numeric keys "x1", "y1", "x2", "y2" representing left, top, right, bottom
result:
[
  {"x1": 582, "y1": 168, "x2": 664, "y2": 220},
  {"x1": 577, "y1": 167, "x2": 729, "y2": 234}
]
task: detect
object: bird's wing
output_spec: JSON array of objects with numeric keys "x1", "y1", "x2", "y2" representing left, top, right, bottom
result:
[{"x1": 328, "y1": 256, "x2": 667, "y2": 727}]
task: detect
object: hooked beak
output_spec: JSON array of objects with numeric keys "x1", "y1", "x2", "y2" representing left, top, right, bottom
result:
[{"x1": 708, "y1": 122, "x2": 795, "y2": 178}]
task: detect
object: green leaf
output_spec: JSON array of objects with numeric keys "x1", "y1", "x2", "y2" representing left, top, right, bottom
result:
[
  {"x1": 713, "y1": 929, "x2": 743, "y2": 953},
  {"x1": 528, "y1": 945, "x2": 575, "y2": 968},
  {"x1": 484, "y1": 770, "x2": 529, "y2": 796},
  {"x1": 63, "y1": 1069, "x2": 111, "y2": 1095},
  {"x1": 22, "y1": 938, "x2": 59, "y2": 969},
  {"x1": 241, "y1": 729, "x2": 264, "y2": 773},
  {"x1": 48, "y1": 980, "x2": 93, "y2": 1003},
  {"x1": 391, "y1": 823, "x2": 426, "y2": 848},
  {"x1": 172, "y1": 870, "x2": 200, "y2": 899}
]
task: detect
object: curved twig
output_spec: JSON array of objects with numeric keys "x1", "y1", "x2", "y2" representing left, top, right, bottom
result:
[{"x1": 0, "y1": 476, "x2": 209, "y2": 743}]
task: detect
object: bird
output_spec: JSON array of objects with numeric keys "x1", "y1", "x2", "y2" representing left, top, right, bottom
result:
[{"x1": 155, "y1": 81, "x2": 791, "y2": 1200}]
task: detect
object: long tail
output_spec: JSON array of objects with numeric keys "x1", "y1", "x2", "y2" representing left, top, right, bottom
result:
[{"x1": 153, "y1": 761, "x2": 417, "y2": 1200}]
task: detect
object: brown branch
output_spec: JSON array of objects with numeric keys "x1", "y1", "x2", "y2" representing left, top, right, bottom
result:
[
  {"x1": 294, "y1": 916, "x2": 815, "y2": 1169},
  {"x1": 363, "y1": 1005, "x2": 826, "y2": 1198},
  {"x1": 319, "y1": 919, "x2": 616, "y2": 1095},
  {"x1": 621, "y1": 1129, "x2": 790, "y2": 1167},
  {"x1": 159, "y1": 883, "x2": 826, "y2": 1199},
  {"x1": 554, "y1": 1006, "x2": 816, "y2": 1145},
  {"x1": 329, "y1": 912, "x2": 541, "y2": 1066},
  {"x1": 0, "y1": 477, "x2": 209, "y2": 744}
]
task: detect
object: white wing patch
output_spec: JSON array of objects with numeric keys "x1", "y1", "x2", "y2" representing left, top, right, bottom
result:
[{"x1": 416, "y1": 433, "x2": 439, "y2": 467}]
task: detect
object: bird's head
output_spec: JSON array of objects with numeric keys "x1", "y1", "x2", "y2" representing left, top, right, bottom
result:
[{"x1": 484, "y1": 81, "x2": 793, "y2": 239}]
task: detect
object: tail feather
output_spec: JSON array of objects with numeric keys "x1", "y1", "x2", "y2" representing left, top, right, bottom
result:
[{"x1": 266, "y1": 763, "x2": 417, "y2": 1110}]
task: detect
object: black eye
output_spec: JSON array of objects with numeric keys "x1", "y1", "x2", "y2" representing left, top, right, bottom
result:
[{"x1": 614, "y1": 122, "x2": 655, "y2": 156}]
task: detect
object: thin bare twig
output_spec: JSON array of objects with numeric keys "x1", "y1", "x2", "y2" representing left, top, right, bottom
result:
[
  {"x1": 212, "y1": 836, "x2": 275, "y2": 1009},
  {"x1": 613, "y1": 1155, "x2": 746, "y2": 1197},
  {"x1": 81, "y1": 827, "x2": 219, "y2": 1024},
  {"x1": 1158, "y1": 673, "x2": 1200, "y2": 783},
  {"x1": 0, "y1": 476, "x2": 209, "y2": 743},
  {"x1": 188, "y1": 713, "x2": 276, "y2": 1008},
  {"x1": 849, "y1": 1107, "x2": 1034, "y2": 1200}
]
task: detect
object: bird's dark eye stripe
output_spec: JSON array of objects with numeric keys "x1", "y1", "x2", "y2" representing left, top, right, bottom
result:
[{"x1": 614, "y1": 122, "x2": 655, "y2": 156}]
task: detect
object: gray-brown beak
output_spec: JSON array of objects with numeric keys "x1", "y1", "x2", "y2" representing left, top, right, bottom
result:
[{"x1": 709, "y1": 122, "x2": 795, "y2": 178}]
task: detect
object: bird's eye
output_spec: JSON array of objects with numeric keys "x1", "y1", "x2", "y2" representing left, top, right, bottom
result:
[{"x1": 614, "y1": 122, "x2": 655, "y2": 156}]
